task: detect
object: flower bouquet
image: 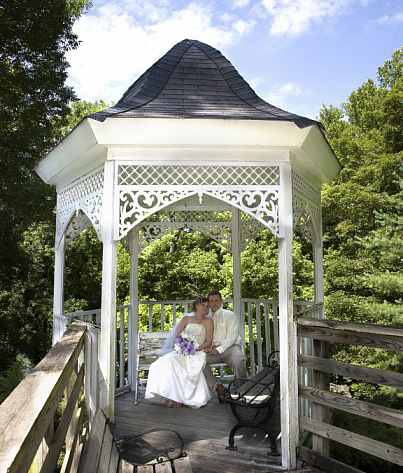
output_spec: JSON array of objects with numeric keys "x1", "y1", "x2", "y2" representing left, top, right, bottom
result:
[{"x1": 174, "y1": 335, "x2": 199, "y2": 355}]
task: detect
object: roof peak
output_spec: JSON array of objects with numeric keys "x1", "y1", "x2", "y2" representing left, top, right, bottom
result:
[{"x1": 89, "y1": 39, "x2": 317, "y2": 128}]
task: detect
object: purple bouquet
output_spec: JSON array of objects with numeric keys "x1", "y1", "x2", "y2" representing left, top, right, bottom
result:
[{"x1": 174, "y1": 335, "x2": 198, "y2": 356}]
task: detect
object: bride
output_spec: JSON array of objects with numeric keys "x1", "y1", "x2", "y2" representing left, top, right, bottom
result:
[{"x1": 145, "y1": 296, "x2": 214, "y2": 408}]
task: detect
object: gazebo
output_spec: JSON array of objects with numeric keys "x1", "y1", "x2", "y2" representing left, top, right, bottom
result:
[{"x1": 35, "y1": 39, "x2": 341, "y2": 469}]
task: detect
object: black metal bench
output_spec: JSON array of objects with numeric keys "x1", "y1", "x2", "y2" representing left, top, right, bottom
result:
[{"x1": 225, "y1": 351, "x2": 280, "y2": 455}]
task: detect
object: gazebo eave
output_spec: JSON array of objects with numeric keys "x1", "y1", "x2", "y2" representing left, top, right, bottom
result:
[{"x1": 35, "y1": 116, "x2": 340, "y2": 189}]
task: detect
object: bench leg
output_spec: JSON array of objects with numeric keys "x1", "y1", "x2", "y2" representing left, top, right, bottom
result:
[
  {"x1": 269, "y1": 433, "x2": 280, "y2": 456},
  {"x1": 225, "y1": 423, "x2": 243, "y2": 451}
]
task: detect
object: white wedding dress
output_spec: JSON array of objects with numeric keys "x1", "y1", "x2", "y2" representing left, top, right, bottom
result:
[{"x1": 145, "y1": 322, "x2": 211, "y2": 408}]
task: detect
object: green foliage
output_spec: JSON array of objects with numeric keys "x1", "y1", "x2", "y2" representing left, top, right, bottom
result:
[
  {"x1": 0, "y1": 0, "x2": 90, "y2": 287},
  {"x1": 0, "y1": 0, "x2": 90, "y2": 373},
  {"x1": 138, "y1": 231, "x2": 229, "y2": 300},
  {"x1": 331, "y1": 409, "x2": 403, "y2": 473},
  {"x1": 320, "y1": 48, "x2": 403, "y2": 470},
  {"x1": 0, "y1": 354, "x2": 33, "y2": 404}
]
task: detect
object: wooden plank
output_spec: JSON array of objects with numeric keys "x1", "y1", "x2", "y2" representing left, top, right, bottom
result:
[
  {"x1": 60, "y1": 405, "x2": 84, "y2": 473},
  {"x1": 298, "y1": 316, "x2": 403, "y2": 337},
  {"x1": 272, "y1": 303, "x2": 279, "y2": 353},
  {"x1": 70, "y1": 424, "x2": 86, "y2": 473},
  {"x1": 0, "y1": 324, "x2": 86, "y2": 473},
  {"x1": 247, "y1": 303, "x2": 255, "y2": 377},
  {"x1": 98, "y1": 422, "x2": 114, "y2": 473},
  {"x1": 139, "y1": 332, "x2": 170, "y2": 339},
  {"x1": 41, "y1": 365, "x2": 85, "y2": 473},
  {"x1": 311, "y1": 340, "x2": 330, "y2": 456},
  {"x1": 120, "y1": 309, "x2": 125, "y2": 389},
  {"x1": 256, "y1": 303, "x2": 263, "y2": 371},
  {"x1": 263, "y1": 303, "x2": 272, "y2": 362},
  {"x1": 135, "y1": 465, "x2": 153, "y2": 473},
  {"x1": 300, "y1": 416, "x2": 403, "y2": 466},
  {"x1": 78, "y1": 409, "x2": 106, "y2": 472},
  {"x1": 118, "y1": 459, "x2": 135, "y2": 472},
  {"x1": 298, "y1": 446, "x2": 365, "y2": 473},
  {"x1": 298, "y1": 354, "x2": 403, "y2": 388},
  {"x1": 154, "y1": 460, "x2": 173, "y2": 473},
  {"x1": 298, "y1": 320, "x2": 403, "y2": 351},
  {"x1": 108, "y1": 441, "x2": 120, "y2": 473},
  {"x1": 299, "y1": 385, "x2": 403, "y2": 429},
  {"x1": 173, "y1": 457, "x2": 193, "y2": 473}
]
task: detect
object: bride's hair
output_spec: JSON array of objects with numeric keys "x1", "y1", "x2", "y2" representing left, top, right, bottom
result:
[{"x1": 191, "y1": 295, "x2": 208, "y2": 311}]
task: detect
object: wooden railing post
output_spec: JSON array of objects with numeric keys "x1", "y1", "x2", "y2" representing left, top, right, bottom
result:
[{"x1": 312, "y1": 339, "x2": 330, "y2": 456}]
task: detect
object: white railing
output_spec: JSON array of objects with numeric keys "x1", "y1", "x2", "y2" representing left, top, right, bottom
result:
[{"x1": 64, "y1": 299, "x2": 313, "y2": 393}]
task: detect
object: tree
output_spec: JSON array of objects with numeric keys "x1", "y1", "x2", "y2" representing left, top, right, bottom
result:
[
  {"x1": 320, "y1": 49, "x2": 403, "y2": 471},
  {"x1": 0, "y1": 0, "x2": 90, "y2": 287}
]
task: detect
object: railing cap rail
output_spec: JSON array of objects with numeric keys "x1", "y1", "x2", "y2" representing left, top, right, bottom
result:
[
  {"x1": 0, "y1": 323, "x2": 87, "y2": 473},
  {"x1": 298, "y1": 316, "x2": 403, "y2": 337}
]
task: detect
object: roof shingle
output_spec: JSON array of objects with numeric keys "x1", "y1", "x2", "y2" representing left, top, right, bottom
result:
[{"x1": 88, "y1": 39, "x2": 317, "y2": 128}]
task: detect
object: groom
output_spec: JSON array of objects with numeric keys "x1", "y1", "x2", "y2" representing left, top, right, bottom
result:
[{"x1": 204, "y1": 291, "x2": 247, "y2": 403}]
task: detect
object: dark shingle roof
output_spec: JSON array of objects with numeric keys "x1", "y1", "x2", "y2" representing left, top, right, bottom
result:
[{"x1": 88, "y1": 39, "x2": 317, "y2": 128}]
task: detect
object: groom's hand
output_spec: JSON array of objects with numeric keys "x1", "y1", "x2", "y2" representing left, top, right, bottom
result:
[{"x1": 204, "y1": 347, "x2": 220, "y2": 355}]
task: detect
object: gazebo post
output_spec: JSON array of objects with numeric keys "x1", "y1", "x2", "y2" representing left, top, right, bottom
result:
[
  {"x1": 129, "y1": 226, "x2": 140, "y2": 396},
  {"x1": 312, "y1": 214, "x2": 330, "y2": 455},
  {"x1": 231, "y1": 207, "x2": 242, "y2": 325},
  {"x1": 313, "y1": 213, "x2": 325, "y2": 319},
  {"x1": 99, "y1": 161, "x2": 117, "y2": 420},
  {"x1": 278, "y1": 162, "x2": 298, "y2": 469},
  {"x1": 52, "y1": 235, "x2": 65, "y2": 345}
]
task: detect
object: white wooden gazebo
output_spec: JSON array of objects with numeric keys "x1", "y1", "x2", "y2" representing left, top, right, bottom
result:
[{"x1": 35, "y1": 39, "x2": 341, "y2": 469}]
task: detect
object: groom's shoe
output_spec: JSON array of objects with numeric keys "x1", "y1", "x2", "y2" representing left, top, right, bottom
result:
[{"x1": 216, "y1": 384, "x2": 226, "y2": 404}]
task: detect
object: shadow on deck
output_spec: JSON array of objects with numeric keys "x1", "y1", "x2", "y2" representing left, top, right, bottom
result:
[{"x1": 113, "y1": 391, "x2": 315, "y2": 473}]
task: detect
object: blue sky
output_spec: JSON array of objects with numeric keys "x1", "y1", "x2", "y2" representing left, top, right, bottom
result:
[{"x1": 66, "y1": 0, "x2": 402, "y2": 119}]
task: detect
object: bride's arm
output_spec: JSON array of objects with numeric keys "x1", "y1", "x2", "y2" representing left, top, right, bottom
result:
[
  {"x1": 174, "y1": 316, "x2": 189, "y2": 339},
  {"x1": 197, "y1": 319, "x2": 214, "y2": 350}
]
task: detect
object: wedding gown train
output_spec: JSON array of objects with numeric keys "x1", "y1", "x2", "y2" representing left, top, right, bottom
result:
[{"x1": 145, "y1": 322, "x2": 211, "y2": 408}]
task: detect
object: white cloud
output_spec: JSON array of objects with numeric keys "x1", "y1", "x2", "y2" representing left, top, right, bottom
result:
[
  {"x1": 66, "y1": 1, "x2": 251, "y2": 102},
  {"x1": 232, "y1": 0, "x2": 251, "y2": 8},
  {"x1": 260, "y1": 0, "x2": 362, "y2": 37},
  {"x1": 248, "y1": 76, "x2": 266, "y2": 90},
  {"x1": 263, "y1": 81, "x2": 315, "y2": 117},
  {"x1": 232, "y1": 18, "x2": 256, "y2": 34},
  {"x1": 375, "y1": 11, "x2": 403, "y2": 26}
]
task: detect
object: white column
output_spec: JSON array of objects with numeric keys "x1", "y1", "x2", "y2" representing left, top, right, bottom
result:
[
  {"x1": 278, "y1": 162, "x2": 298, "y2": 469},
  {"x1": 231, "y1": 207, "x2": 242, "y2": 326},
  {"x1": 129, "y1": 227, "x2": 140, "y2": 399},
  {"x1": 99, "y1": 161, "x2": 117, "y2": 420},
  {"x1": 53, "y1": 235, "x2": 65, "y2": 345},
  {"x1": 313, "y1": 209, "x2": 324, "y2": 319}
]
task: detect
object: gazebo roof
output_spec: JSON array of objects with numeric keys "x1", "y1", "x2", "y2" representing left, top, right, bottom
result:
[{"x1": 88, "y1": 39, "x2": 316, "y2": 129}]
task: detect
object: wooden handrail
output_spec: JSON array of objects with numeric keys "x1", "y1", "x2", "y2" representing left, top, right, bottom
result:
[
  {"x1": 298, "y1": 316, "x2": 403, "y2": 337},
  {"x1": 298, "y1": 317, "x2": 403, "y2": 351},
  {"x1": 0, "y1": 323, "x2": 87, "y2": 473},
  {"x1": 297, "y1": 316, "x2": 403, "y2": 470}
]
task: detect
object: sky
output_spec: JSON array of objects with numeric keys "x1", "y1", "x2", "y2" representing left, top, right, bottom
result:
[{"x1": 66, "y1": 0, "x2": 402, "y2": 120}]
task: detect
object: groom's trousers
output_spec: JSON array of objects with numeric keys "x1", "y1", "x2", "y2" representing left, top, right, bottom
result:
[{"x1": 204, "y1": 345, "x2": 247, "y2": 391}]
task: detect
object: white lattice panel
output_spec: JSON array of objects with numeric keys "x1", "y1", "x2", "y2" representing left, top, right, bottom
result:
[
  {"x1": 292, "y1": 171, "x2": 321, "y2": 205},
  {"x1": 139, "y1": 221, "x2": 232, "y2": 252},
  {"x1": 292, "y1": 171, "x2": 322, "y2": 244},
  {"x1": 118, "y1": 165, "x2": 279, "y2": 186},
  {"x1": 58, "y1": 170, "x2": 104, "y2": 208},
  {"x1": 65, "y1": 211, "x2": 92, "y2": 245},
  {"x1": 118, "y1": 187, "x2": 279, "y2": 239},
  {"x1": 56, "y1": 169, "x2": 104, "y2": 247},
  {"x1": 240, "y1": 219, "x2": 265, "y2": 251}
]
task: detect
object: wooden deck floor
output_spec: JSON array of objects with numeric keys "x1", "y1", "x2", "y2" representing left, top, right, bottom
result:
[{"x1": 113, "y1": 391, "x2": 318, "y2": 473}]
